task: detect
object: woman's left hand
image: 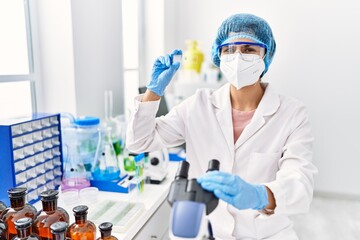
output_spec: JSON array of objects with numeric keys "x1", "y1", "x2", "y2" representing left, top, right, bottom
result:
[{"x1": 197, "y1": 171, "x2": 269, "y2": 210}]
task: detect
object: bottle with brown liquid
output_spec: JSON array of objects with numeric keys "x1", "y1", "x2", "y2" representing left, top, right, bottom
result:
[
  {"x1": 50, "y1": 222, "x2": 70, "y2": 240},
  {"x1": 33, "y1": 190, "x2": 70, "y2": 240},
  {"x1": 13, "y1": 217, "x2": 40, "y2": 240},
  {"x1": 68, "y1": 205, "x2": 96, "y2": 240},
  {"x1": 0, "y1": 220, "x2": 7, "y2": 240},
  {"x1": 1, "y1": 188, "x2": 37, "y2": 239},
  {"x1": 96, "y1": 222, "x2": 118, "y2": 240}
]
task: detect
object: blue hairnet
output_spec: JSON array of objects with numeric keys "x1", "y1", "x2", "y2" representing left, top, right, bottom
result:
[{"x1": 211, "y1": 13, "x2": 276, "y2": 76}]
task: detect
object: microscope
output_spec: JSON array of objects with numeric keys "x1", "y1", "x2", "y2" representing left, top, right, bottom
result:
[{"x1": 167, "y1": 160, "x2": 220, "y2": 240}]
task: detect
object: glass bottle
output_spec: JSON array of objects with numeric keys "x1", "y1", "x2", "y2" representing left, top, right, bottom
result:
[
  {"x1": 92, "y1": 127, "x2": 121, "y2": 181},
  {"x1": 1, "y1": 188, "x2": 37, "y2": 239},
  {"x1": 96, "y1": 222, "x2": 118, "y2": 240},
  {"x1": 0, "y1": 220, "x2": 7, "y2": 240},
  {"x1": 33, "y1": 190, "x2": 70, "y2": 240},
  {"x1": 13, "y1": 217, "x2": 40, "y2": 240},
  {"x1": 102, "y1": 90, "x2": 123, "y2": 156},
  {"x1": 0, "y1": 201, "x2": 6, "y2": 216},
  {"x1": 50, "y1": 222, "x2": 70, "y2": 240},
  {"x1": 68, "y1": 205, "x2": 96, "y2": 240}
]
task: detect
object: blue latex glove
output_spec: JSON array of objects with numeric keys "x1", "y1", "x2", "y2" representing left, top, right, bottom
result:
[
  {"x1": 197, "y1": 171, "x2": 269, "y2": 210},
  {"x1": 146, "y1": 49, "x2": 182, "y2": 96}
]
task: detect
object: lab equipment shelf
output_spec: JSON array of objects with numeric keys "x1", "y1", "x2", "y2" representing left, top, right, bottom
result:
[{"x1": 0, "y1": 113, "x2": 63, "y2": 205}]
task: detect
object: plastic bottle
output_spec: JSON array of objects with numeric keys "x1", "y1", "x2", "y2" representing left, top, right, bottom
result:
[
  {"x1": 1, "y1": 188, "x2": 37, "y2": 239},
  {"x1": 92, "y1": 127, "x2": 121, "y2": 181},
  {"x1": 61, "y1": 114, "x2": 100, "y2": 179},
  {"x1": 0, "y1": 220, "x2": 7, "y2": 240},
  {"x1": 74, "y1": 117, "x2": 100, "y2": 171},
  {"x1": 13, "y1": 217, "x2": 40, "y2": 240},
  {"x1": 96, "y1": 222, "x2": 118, "y2": 240},
  {"x1": 68, "y1": 205, "x2": 96, "y2": 240},
  {"x1": 183, "y1": 40, "x2": 204, "y2": 73},
  {"x1": 33, "y1": 190, "x2": 69, "y2": 239},
  {"x1": 50, "y1": 222, "x2": 70, "y2": 240}
]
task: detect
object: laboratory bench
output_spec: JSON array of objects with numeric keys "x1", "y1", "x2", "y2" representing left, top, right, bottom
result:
[{"x1": 33, "y1": 161, "x2": 179, "y2": 240}]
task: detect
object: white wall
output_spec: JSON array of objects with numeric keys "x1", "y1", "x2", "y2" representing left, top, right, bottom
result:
[
  {"x1": 164, "y1": 0, "x2": 360, "y2": 197},
  {"x1": 32, "y1": 0, "x2": 124, "y2": 119},
  {"x1": 71, "y1": 0, "x2": 124, "y2": 118},
  {"x1": 33, "y1": 0, "x2": 77, "y2": 114}
]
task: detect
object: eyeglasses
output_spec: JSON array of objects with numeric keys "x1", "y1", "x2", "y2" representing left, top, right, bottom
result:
[{"x1": 218, "y1": 42, "x2": 266, "y2": 59}]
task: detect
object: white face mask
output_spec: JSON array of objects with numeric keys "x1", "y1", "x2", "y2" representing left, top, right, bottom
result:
[{"x1": 220, "y1": 53, "x2": 265, "y2": 90}]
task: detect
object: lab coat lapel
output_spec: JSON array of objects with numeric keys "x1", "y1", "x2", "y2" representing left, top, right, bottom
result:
[
  {"x1": 235, "y1": 83, "x2": 280, "y2": 149},
  {"x1": 211, "y1": 84, "x2": 235, "y2": 169}
]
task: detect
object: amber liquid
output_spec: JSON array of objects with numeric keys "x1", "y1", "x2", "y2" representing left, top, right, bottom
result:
[
  {"x1": 33, "y1": 206, "x2": 69, "y2": 240},
  {"x1": 68, "y1": 220, "x2": 96, "y2": 240},
  {"x1": 2, "y1": 205, "x2": 36, "y2": 239}
]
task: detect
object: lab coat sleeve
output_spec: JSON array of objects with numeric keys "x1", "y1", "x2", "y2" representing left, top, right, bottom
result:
[
  {"x1": 264, "y1": 103, "x2": 318, "y2": 215},
  {"x1": 126, "y1": 95, "x2": 186, "y2": 153}
]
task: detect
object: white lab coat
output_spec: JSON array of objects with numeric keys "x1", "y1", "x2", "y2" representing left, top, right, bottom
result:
[{"x1": 126, "y1": 82, "x2": 317, "y2": 240}]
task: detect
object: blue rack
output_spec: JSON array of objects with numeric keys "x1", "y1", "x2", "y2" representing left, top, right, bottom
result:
[{"x1": 0, "y1": 113, "x2": 63, "y2": 205}]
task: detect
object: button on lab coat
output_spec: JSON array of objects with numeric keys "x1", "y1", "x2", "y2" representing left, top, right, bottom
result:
[{"x1": 126, "y1": 83, "x2": 317, "y2": 240}]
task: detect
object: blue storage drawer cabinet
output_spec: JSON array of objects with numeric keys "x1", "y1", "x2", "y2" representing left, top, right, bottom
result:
[{"x1": 0, "y1": 113, "x2": 63, "y2": 205}]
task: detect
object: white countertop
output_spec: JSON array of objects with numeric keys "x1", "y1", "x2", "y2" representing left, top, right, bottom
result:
[{"x1": 34, "y1": 161, "x2": 179, "y2": 239}]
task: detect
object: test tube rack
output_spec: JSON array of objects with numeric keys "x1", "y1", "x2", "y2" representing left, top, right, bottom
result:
[{"x1": 0, "y1": 113, "x2": 63, "y2": 205}]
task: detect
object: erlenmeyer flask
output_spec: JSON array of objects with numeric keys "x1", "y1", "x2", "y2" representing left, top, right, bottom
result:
[
  {"x1": 103, "y1": 90, "x2": 123, "y2": 156},
  {"x1": 92, "y1": 127, "x2": 121, "y2": 181},
  {"x1": 61, "y1": 143, "x2": 90, "y2": 190}
]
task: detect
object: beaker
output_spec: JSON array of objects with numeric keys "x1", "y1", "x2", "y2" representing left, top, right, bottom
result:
[
  {"x1": 91, "y1": 127, "x2": 121, "y2": 181},
  {"x1": 61, "y1": 143, "x2": 90, "y2": 190}
]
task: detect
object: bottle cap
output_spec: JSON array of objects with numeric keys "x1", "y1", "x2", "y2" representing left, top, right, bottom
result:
[
  {"x1": 40, "y1": 189, "x2": 59, "y2": 201},
  {"x1": 72, "y1": 205, "x2": 88, "y2": 215},
  {"x1": 134, "y1": 153, "x2": 145, "y2": 163},
  {"x1": 99, "y1": 222, "x2": 113, "y2": 232},
  {"x1": 7, "y1": 187, "x2": 27, "y2": 198},
  {"x1": 14, "y1": 217, "x2": 32, "y2": 229},
  {"x1": 50, "y1": 222, "x2": 68, "y2": 233},
  {"x1": 74, "y1": 116, "x2": 100, "y2": 126}
]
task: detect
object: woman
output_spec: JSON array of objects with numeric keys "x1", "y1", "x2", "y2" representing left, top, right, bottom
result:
[{"x1": 126, "y1": 13, "x2": 317, "y2": 240}]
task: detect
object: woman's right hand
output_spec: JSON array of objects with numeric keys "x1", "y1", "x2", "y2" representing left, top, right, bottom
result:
[{"x1": 146, "y1": 49, "x2": 182, "y2": 97}]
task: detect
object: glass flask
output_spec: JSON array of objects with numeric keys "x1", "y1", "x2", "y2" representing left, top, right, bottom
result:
[
  {"x1": 96, "y1": 222, "x2": 118, "y2": 240},
  {"x1": 102, "y1": 90, "x2": 123, "y2": 156},
  {"x1": 0, "y1": 220, "x2": 7, "y2": 240},
  {"x1": 68, "y1": 205, "x2": 96, "y2": 240},
  {"x1": 1, "y1": 188, "x2": 37, "y2": 239},
  {"x1": 61, "y1": 138, "x2": 90, "y2": 190},
  {"x1": 13, "y1": 217, "x2": 40, "y2": 240},
  {"x1": 50, "y1": 222, "x2": 70, "y2": 240},
  {"x1": 33, "y1": 190, "x2": 70, "y2": 239},
  {"x1": 92, "y1": 127, "x2": 121, "y2": 181}
]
